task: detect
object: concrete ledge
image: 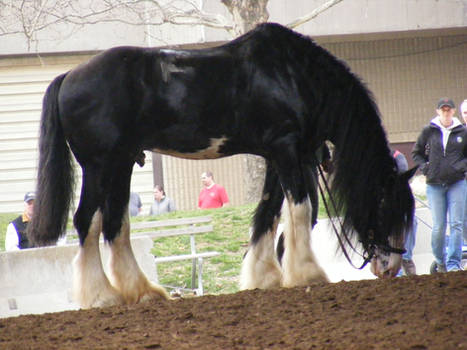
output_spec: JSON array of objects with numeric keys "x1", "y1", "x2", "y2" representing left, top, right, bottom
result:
[{"x1": 0, "y1": 236, "x2": 156, "y2": 318}]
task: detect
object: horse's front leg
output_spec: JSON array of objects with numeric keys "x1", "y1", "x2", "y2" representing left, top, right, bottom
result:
[
  {"x1": 280, "y1": 196, "x2": 328, "y2": 287},
  {"x1": 240, "y1": 220, "x2": 282, "y2": 290},
  {"x1": 274, "y1": 151, "x2": 328, "y2": 287},
  {"x1": 73, "y1": 210, "x2": 124, "y2": 308},
  {"x1": 108, "y1": 211, "x2": 170, "y2": 303}
]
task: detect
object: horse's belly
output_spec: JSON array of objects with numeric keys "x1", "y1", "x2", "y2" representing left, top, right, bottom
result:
[{"x1": 152, "y1": 136, "x2": 228, "y2": 160}]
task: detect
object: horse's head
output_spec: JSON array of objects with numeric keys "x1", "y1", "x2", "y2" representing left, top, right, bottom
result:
[{"x1": 370, "y1": 166, "x2": 417, "y2": 278}]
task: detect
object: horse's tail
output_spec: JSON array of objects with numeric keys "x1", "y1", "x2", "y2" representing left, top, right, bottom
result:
[{"x1": 28, "y1": 72, "x2": 75, "y2": 246}]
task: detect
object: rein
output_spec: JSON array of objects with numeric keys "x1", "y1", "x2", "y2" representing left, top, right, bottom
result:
[
  {"x1": 315, "y1": 160, "x2": 404, "y2": 270},
  {"x1": 316, "y1": 164, "x2": 373, "y2": 269}
]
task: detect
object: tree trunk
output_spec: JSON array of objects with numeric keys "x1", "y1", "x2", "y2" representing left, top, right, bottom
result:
[
  {"x1": 221, "y1": 0, "x2": 270, "y2": 203},
  {"x1": 221, "y1": 0, "x2": 269, "y2": 38},
  {"x1": 243, "y1": 155, "x2": 266, "y2": 203}
]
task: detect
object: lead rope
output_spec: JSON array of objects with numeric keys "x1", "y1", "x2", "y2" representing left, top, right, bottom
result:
[{"x1": 316, "y1": 162, "x2": 375, "y2": 270}]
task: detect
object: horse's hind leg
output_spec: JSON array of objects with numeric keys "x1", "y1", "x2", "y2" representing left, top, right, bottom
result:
[
  {"x1": 240, "y1": 162, "x2": 283, "y2": 290},
  {"x1": 107, "y1": 210, "x2": 169, "y2": 303},
  {"x1": 104, "y1": 161, "x2": 169, "y2": 303},
  {"x1": 73, "y1": 165, "x2": 124, "y2": 308}
]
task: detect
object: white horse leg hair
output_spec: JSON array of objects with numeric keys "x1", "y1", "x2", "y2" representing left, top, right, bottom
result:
[
  {"x1": 73, "y1": 210, "x2": 124, "y2": 308},
  {"x1": 108, "y1": 211, "x2": 169, "y2": 303},
  {"x1": 281, "y1": 196, "x2": 328, "y2": 287},
  {"x1": 240, "y1": 218, "x2": 282, "y2": 290}
]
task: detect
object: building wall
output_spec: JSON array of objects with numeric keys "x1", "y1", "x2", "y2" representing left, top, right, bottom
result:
[
  {"x1": 0, "y1": 52, "x2": 244, "y2": 214},
  {"x1": 1, "y1": 30, "x2": 465, "y2": 213},
  {"x1": 1, "y1": 1, "x2": 466, "y2": 212},
  {"x1": 269, "y1": 0, "x2": 467, "y2": 36},
  {"x1": 0, "y1": 0, "x2": 207, "y2": 55},
  {"x1": 1, "y1": 0, "x2": 466, "y2": 54},
  {"x1": 161, "y1": 155, "x2": 245, "y2": 212},
  {"x1": 320, "y1": 31, "x2": 467, "y2": 144},
  {"x1": 0, "y1": 54, "x2": 155, "y2": 213}
]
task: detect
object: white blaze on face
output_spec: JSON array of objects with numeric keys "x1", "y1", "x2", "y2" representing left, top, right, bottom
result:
[{"x1": 153, "y1": 137, "x2": 228, "y2": 160}]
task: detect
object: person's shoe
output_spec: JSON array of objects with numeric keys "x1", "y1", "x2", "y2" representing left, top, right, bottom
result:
[
  {"x1": 436, "y1": 263, "x2": 447, "y2": 273},
  {"x1": 402, "y1": 259, "x2": 417, "y2": 276}
]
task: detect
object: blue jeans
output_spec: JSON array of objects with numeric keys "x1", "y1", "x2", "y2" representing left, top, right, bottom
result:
[
  {"x1": 403, "y1": 218, "x2": 417, "y2": 261},
  {"x1": 426, "y1": 180, "x2": 467, "y2": 271},
  {"x1": 464, "y1": 196, "x2": 467, "y2": 244}
]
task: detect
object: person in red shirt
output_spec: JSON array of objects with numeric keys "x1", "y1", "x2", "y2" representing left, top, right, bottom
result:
[{"x1": 198, "y1": 171, "x2": 229, "y2": 209}]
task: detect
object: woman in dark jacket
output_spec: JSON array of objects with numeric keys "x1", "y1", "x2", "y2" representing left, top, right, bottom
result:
[{"x1": 412, "y1": 98, "x2": 467, "y2": 272}]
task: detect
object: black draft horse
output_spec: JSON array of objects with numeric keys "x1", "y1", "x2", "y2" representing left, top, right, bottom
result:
[{"x1": 28, "y1": 23, "x2": 415, "y2": 308}]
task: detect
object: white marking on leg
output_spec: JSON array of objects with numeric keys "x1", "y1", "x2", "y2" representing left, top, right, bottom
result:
[
  {"x1": 73, "y1": 210, "x2": 124, "y2": 308},
  {"x1": 281, "y1": 196, "x2": 328, "y2": 287},
  {"x1": 240, "y1": 218, "x2": 282, "y2": 290},
  {"x1": 108, "y1": 211, "x2": 169, "y2": 303}
]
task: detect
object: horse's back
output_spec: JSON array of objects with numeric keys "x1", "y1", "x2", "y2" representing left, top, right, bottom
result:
[{"x1": 54, "y1": 23, "x2": 355, "y2": 161}]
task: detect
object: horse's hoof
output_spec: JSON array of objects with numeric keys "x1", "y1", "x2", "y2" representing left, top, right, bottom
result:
[
  {"x1": 136, "y1": 282, "x2": 172, "y2": 303},
  {"x1": 281, "y1": 262, "x2": 329, "y2": 287},
  {"x1": 78, "y1": 291, "x2": 125, "y2": 309},
  {"x1": 92, "y1": 294, "x2": 125, "y2": 308}
]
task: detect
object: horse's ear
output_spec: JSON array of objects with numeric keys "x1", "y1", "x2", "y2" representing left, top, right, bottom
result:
[{"x1": 400, "y1": 166, "x2": 418, "y2": 182}]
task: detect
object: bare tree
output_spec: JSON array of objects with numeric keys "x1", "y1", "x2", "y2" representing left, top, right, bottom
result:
[
  {"x1": 0, "y1": 0, "x2": 344, "y2": 202},
  {"x1": 0, "y1": 1, "x2": 228, "y2": 50},
  {"x1": 0, "y1": 0, "x2": 343, "y2": 50}
]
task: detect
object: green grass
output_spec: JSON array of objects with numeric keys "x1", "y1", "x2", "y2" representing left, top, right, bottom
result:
[
  {"x1": 0, "y1": 200, "x2": 328, "y2": 295},
  {"x1": 139, "y1": 204, "x2": 255, "y2": 295}
]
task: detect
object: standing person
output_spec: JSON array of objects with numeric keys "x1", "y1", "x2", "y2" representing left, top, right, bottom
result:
[
  {"x1": 412, "y1": 98, "x2": 467, "y2": 272},
  {"x1": 392, "y1": 149, "x2": 417, "y2": 276},
  {"x1": 460, "y1": 99, "x2": 467, "y2": 126},
  {"x1": 5, "y1": 192, "x2": 35, "y2": 251},
  {"x1": 149, "y1": 185, "x2": 176, "y2": 215},
  {"x1": 198, "y1": 171, "x2": 229, "y2": 209},
  {"x1": 461, "y1": 99, "x2": 467, "y2": 244},
  {"x1": 129, "y1": 192, "x2": 142, "y2": 217}
]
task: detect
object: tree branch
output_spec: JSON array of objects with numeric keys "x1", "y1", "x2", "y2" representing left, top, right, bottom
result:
[{"x1": 287, "y1": 0, "x2": 344, "y2": 29}]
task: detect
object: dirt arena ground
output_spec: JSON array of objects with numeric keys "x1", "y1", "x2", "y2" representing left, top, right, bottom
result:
[{"x1": 1, "y1": 271, "x2": 465, "y2": 350}]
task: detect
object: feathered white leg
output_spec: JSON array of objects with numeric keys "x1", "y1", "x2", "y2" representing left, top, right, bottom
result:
[
  {"x1": 240, "y1": 219, "x2": 282, "y2": 290},
  {"x1": 281, "y1": 196, "x2": 328, "y2": 287},
  {"x1": 73, "y1": 210, "x2": 124, "y2": 308}
]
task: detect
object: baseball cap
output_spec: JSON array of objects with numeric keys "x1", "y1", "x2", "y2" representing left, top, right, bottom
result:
[
  {"x1": 437, "y1": 98, "x2": 455, "y2": 109},
  {"x1": 24, "y1": 191, "x2": 35, "y2": 202}
]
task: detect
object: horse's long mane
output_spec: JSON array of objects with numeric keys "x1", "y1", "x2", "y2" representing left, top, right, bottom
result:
[
  {"x1": 238, "y1": 23, "x2": 408, "y2": 249},
  {"x1": 329, "y1": 83, "x2": 398, "y2": 248}
]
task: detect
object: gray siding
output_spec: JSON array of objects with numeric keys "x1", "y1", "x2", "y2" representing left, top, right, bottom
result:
[
  {"x1": 321, "y1": 32, "x2": 467, "y2": 143},
  {"x1": 0, "y1": 55, "x2": 155, "y2": 213}
]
